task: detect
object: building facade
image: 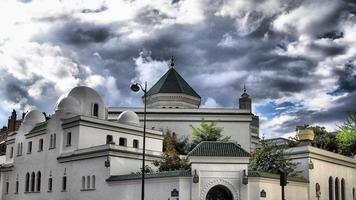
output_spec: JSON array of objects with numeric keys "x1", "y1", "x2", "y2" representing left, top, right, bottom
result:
[{"x1": 0, "y1": 67, "x2": 355, "y2": 200}]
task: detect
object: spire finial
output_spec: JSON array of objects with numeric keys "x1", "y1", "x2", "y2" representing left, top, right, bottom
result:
[
  {"x1": 170, "y1": 56, "x2": 174, "y2": 68},
  {"x1": 243, "y1": 84, "x2": 246, "y2": 93}
]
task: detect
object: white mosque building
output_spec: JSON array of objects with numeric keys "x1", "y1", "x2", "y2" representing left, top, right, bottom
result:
[{"x1": 0, "y1": 66, "x2": 356, "y2": 200}]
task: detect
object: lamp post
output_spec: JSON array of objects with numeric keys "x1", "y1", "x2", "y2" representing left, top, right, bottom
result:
[{"x1": 130, "y1": 82, "x2": 147, "y2": 200}]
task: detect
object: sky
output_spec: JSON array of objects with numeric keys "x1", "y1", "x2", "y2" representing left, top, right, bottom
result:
[{"x1": 0, "y1": 0, "x2": 355, "y2": 138}]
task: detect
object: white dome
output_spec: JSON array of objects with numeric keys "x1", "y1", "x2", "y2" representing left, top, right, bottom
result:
[
  {"x1": 54, "y1": 96, "x2": 80, "y2": 114},
  {"x1": 23, "y1": 110, "x2": 46, "y2": 124},
  {"x1": 54, "y1": 86, "x2": 106, "y2": 119},
  {"x1": 117, "y1": 110, "x2": 140, "y2": 126}
]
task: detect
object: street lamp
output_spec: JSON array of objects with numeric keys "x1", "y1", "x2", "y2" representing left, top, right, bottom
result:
[{"x1": 130, "y1": 82, "x2": 147, "y2": 200}]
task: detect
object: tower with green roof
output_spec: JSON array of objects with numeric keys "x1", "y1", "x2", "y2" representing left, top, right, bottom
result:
[{"x1": 143, "y1": 57, "x2": 201, "y2": 109}]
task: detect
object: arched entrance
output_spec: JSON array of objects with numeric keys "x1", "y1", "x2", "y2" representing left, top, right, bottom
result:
[{"x1": 206, "y1": 184, "x2": 233, "y2": 200}]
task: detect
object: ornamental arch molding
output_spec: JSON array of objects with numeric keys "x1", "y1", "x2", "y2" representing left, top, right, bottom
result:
[{"x1": 200, "y1": 179, "x2": 239, "y2": 200}]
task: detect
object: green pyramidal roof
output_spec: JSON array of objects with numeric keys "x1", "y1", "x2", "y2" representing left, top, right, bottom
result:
[{"x1": 146, "y1": 68, "x2": 200, "y2": 98}]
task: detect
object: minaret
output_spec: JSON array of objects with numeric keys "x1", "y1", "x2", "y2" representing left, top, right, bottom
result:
[
  {"x1": 7, "y1": 109, "x2": 17, "y2": 132},
  {"x1": 239, "y1": 85, "x2": 251, "y2": 112}
]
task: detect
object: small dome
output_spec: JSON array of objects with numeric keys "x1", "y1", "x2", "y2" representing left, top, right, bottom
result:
[
  {"x1": 117, "y1": 110, "x2": 140, "y2": 126},
  {"x1": 23, "y1": 110, "x2": 46, "y2": 124},
  {"x1": 54, "y1": 86, "x2": 106, "y2": 119},
  {"x1": 54, "y1": 97, "x2": 80, "y2": 114}
]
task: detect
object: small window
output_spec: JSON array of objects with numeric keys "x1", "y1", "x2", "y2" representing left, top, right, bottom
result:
[
  {"x1": 341, "y1": 179, "x2": 345, "y2": 200},
  {"x1": 87, "y1": 176, "x2": 90, "y2": 189},
  {"x1": 10, "y1": 147, "x2": 13, "y2": 158},
  {"x1": 93, "y1": 103, "x2": 99, "y2": 117},
  {"x1": 335, "y1": 177, "x2": 340, "y2": 200},
  {"x1": 27, "y1": 141, "x2": 32, "y2": 154},
  {"x1": 31, "y1": 172, "x2": 35, "y2": 192},
  {"x1": 66, "y1": 132, "x2": 72, "y2": 146},
  {"x1": 15, "y1": 180, "x2": 19, "y2": 194},
  {"x1": 6, "y1": 181, "x2": 9, "y2": 194},
  {"x1": 119, "y1": 137, "x2": 127, "y2": 146},
  {"x1": 53, "y1": 134, "x2": 56, "y2": 148},
  {"x1": 20, "y1": 143, "x2": 23, "y2": 155},
  {"x1": 329, "y1": 176, "x2": 334, "y2": 200},
  {"x1": 62, "y1": 176, "x2": 67, "y2": 191},
  {"x1": 353, "y1": 188, "x2": 355, "y2": 199},
  {"x1": 38, "y1": 139, "x2": 43, "y2": 151},
  {"x1": 82, "y1": 176, "x2": 85, "y2": 189},
  {"x1": 133, "y1": 139, "x2": 139, "y2": 148},
  {"x1": 106, "y1": 135, "x2": 114, "y2": 144},
  {"x1": 37, "y1": 171, "x2": 41, "y2": 192},
  {"x1": 50, "y1": 135, "x2": 53, "y2": 148},
  {"x1": 92, "y1": 176, "x2": 95, "y2": 189},
  {"x1": 25, "y1": 173, "x2": 30, "y2": 192},
  {"x1": 48, "y1": 178, "x2": 52, "y2": 192}
]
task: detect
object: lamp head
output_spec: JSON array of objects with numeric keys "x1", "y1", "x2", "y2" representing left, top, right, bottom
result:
[{"x1": 130, "y1": 83, "x2": 140, "y2": 92}]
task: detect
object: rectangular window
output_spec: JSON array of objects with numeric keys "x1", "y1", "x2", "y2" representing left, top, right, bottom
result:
[
  {"x1": 133, "y1": 139, "x2": 139, "y2": 148},
  {"x1": 66, "y1": 132, "x2": 71, "y2": 146},
  {"x1": 10, "y1": 147, "x2": 13, "y2": 158},
  {"x1": 17, "y1": 143, "x2": 20, "y2": 156},
  {"x1": 38, "y1": 139, "x2": 43, "y2": 151},
  {"x1": 15, "y1": 180, "x2": 19, "y2": 194},
  {"x1": 62, "y1": 176, "x2": 67, "y2": 191},
  {"x1": 48, "y1": 178, "x2": 52, "y2": 192},
  {"x1": 27, "y1": 141, "x2": 32, "y2": 154},
  {"x1": 119, "y1": 137, "x2": 127, "y2": 146},
  {"x1": 20, "y1": 143, "x2": 23, "y2": 155}
]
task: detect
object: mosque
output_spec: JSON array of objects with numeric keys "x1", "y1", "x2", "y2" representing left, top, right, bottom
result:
[{"x1": 0, "y1": 64, "x2": 355, "y2": 200}]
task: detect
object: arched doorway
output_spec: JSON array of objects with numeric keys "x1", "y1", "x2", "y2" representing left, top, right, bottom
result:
[{"x1": 206, "y1": 185, "x2": 233, "y2": 200}]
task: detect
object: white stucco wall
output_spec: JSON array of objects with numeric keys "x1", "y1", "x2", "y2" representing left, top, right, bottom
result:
[
  {"x1": 289, "y1": 146, "x2": 356, "y2": 200},
  {"x1": 248, "y1": 177, "x2": 309, "y2": 200}
]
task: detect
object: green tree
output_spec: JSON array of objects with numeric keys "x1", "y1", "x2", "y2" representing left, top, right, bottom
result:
[
  {"x1": 154, "y1": 131, "x2": 189, "y2": 171},
  {"x1": 250, "y1": 139, "x2": 299, "y2": 176},
  {"x1": 190, "y1": 118, "x2": 229, "y2": 150},
  {"x1": 336, "y1": 113, "x2": 356, "y2": 156}
]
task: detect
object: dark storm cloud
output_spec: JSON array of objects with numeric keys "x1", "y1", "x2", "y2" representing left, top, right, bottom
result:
[
  {"x1": 332, "y1": 63, "x2": 356, "y2": 94},
  {"x1": 3, "y1": 0, "x2": 355, "y2": 137},
  {"x1": 54, "y1": 21, "x2": 114, "y2": 45}
]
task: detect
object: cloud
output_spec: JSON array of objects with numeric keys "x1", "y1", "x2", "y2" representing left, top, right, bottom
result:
[{"x1": 0, "y1": 0, "x2": 355, "y2": 139}]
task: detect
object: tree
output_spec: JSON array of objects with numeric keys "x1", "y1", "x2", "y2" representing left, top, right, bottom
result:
[
  {"x1": 336, "y1": 113, "x2": 356, "y2": 156},
  {"x1": 190, "y1": 118, "x2": 230, "y2": 150},
  {"x1": 153, "y1": 131, "x2": 189, "y2": 171},
  {"x1": 250, "y1": 139, "x2": 299, "y2": 176}
]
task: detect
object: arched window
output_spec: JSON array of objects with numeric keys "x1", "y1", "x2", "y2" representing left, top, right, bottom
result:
[
  {"x1": 5, "y1": 181, "x2": 9, "y2": 194},
  {"x1": 92, "y1": 175, "x2": 95, "y2": 189},
  {"x1": 48, "y1": 178, "x2": 52, "y2": 192},
  {"x1": 93, "y1": 103, "x2": 99, "y2": 117},
  {"x1": 335, "y1": 177, "x2": 340, "y2": 200},
  {"x1": 329, "y1": 176, "x2": 334, "y2": 200},
  {"x1": 341, "y1": 178, "x2": 345, "y2": 200},
  {"x1": 53, "y1": 134, "x2": 56, "y2": 148},
  {"x1": 31, "y1": 172, "x2": 35, "y2": 192},
  {"x1": 25, "y1": 173, "x2": 30, "y2": 192},
  {"x1": 87, "y1": 176, "x2": 90, "y2": 189},
  {"x1": 82, "y1": 176, "x2": 85, "y2": 189},
  {"x1": 353, "y1": 188, "x2": 355, "y2": 200},
  {"x1": 36, "y1": 171, "x2": 41, "y2": 192},
  {"x1": 15, "y1": 180, "x2": 19, "y2": 194}
]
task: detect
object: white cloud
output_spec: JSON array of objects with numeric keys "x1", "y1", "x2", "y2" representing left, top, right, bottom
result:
[
  {"x1": 201, "y1": 97, "x2": 221, "y2": 108},
  {"x1": 132, "y1": 51, "x2": 169, "y2": 88}
]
